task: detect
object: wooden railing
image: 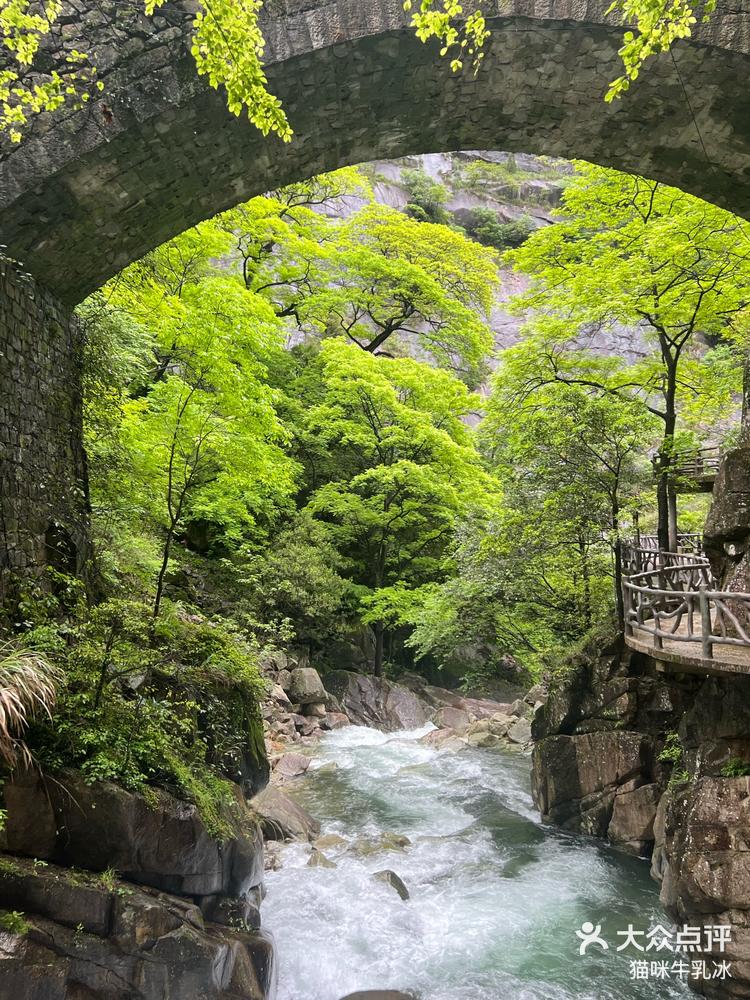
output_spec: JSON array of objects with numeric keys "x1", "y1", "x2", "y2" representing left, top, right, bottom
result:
[
  {"x1": 668, "y1": 446, "x2": 722, "y2": 492},
  {"x1": 622, "y1": 534, "x2": 704, "y2": 576},
  {"x1": 623, "y1": 550, "x2": 750, "y2": 672}
]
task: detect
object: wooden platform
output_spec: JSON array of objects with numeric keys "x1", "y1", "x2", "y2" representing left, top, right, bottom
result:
[{"x1": 627, "y1": 621, "x2": 750, "y2": 676}]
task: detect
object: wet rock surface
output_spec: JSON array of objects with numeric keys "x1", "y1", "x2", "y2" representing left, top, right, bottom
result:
[
  {"x1": 0, "y1": 855, "x2": 275, "y2": 1000},
  {"x1": 324, "y1": 671, "x2": 428, "y2": 732},
  {"x1": 532, "y1": 628, "x2": 750, "y2": 997},
  {"x1": 1, "y1": 769, "x2": 264, "y2": 900}
]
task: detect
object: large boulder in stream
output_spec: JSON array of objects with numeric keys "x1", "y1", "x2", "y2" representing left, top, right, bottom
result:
[
  {"x1": 324, "y1": 671, "x2": 428, "y2": 732},
  {"x1": 250, "y1": 785, "x2": 320, "y2": 841}
]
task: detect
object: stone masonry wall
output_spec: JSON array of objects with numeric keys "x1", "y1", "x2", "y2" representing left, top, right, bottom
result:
[{"x1": 0, "y1": 258, "x2": 89, "y2": 608}]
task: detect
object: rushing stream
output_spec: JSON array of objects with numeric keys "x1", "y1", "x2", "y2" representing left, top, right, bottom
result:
[{"x1": 263, "y1": 723, "x2": 690, "y2": 1000}]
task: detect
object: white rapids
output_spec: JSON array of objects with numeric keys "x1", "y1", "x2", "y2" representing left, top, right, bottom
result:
[{"x1": 262, "y1": 723, "x2": 689, "y2": 1000}]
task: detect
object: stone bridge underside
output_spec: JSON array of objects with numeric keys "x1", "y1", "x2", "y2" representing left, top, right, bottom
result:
[
  {"x1": 3, "y1": 0, "x2": 750, "y2": 306},
  {"x1": 3, "y1": 0, "x2": 750, "y2": 599}
]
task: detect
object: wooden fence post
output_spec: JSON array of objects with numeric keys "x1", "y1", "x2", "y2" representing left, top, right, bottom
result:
[{"x1": 699, "y1": 586, "x2": 713, "y2": 661}]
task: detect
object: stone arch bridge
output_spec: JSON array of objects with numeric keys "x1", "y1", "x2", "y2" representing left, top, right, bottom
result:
[{"x1": 2, "y1": 0, "x2": 750, "y2": 597}]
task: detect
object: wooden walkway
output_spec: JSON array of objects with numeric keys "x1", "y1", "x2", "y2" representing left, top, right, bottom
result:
[{"x1": 622, "y1": 543, "x2": 750, "y2": 677}]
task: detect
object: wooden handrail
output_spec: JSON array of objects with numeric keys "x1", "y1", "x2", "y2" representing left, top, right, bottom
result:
[{"x1": 623, "y1": 556, "x2": 750, "y2": 669}]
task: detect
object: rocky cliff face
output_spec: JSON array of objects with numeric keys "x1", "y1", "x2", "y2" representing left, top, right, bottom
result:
[
  {"x1": 532, "y1": 637, "x2": 750, "y2": 997},
  {"x1": 0, "y1": 769, "x2": 275, "y2": 999}
]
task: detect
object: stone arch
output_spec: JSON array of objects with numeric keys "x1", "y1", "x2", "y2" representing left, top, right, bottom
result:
[
  {"x1": 2, "y1": 0, "x2": 750, "y2": 593},
  {"x1": 1, "y1": 0, "x2": 750, "y2": 306}
]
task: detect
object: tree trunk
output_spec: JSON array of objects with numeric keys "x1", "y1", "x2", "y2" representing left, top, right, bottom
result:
[
  {"x1": 657, "y1": 356, "x2": 678, "y2": 552},
  {"x1": 667, "y1": 486, "x2": 679, "y2": 551},
  {"x1": 153, "y1": 522, "x2": 176, "y2": 619},
  {"x1": 373, "y1": 620, "x2": 385, "y2": 677},
  {"x1": 579, "y1": 536, "x2": 592, "y2": 631},
  {"x1": 612, "y1": 495, "x2": 624, "y2": 628}
]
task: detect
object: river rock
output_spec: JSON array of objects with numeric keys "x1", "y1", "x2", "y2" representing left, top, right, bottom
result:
[
  {"x1": 292, "y1": 713, "x2": 318, "y2": 736},
  {"x1": 467, "y1": 730, "x2": 501, "y2": 749},
  {"x1": 373, "y1": 869, "x2": 410, "y2": 900},
  {"x1": 277, "y1": 668, "x2": 293, "y2": 692},
  {"x1": 270, "y1": 683, "x2": 292, "y2": 706},
  {"x1": 350, "y1": 833, "x2": 411, "y2": 857},
  {"x1": 250, "y1": 786, "x2": 320, "y2": 842},
  {"x1": 325, "y1": 671, "x2": 428, "y2": 732},
  {"x1": 314, "y1": 833, "x2": 348, "y2": 852},
  {"x1": 304, "y1": 701, "x2": 328, "y2": 718},
  {"x1": 1, "y1": 769, "x2": 264, "y2": 900},
  {"x1": 509, "y1": 698, "x2": 531, "y2": 719},
  {"x1": 322, "y1": 712, "x2": 350, "y2": 730},
  {"x1": 307, "y1": 848, "x2": 337, "y2": 869},
  {"x1": 288, "y1": 667, "x2": 328, "y2": 706},
  {"x1": 419, "y1": 728, "x2": 467, "y2": 750},
  {"x1": 524, "y1": 683, "x2": 548, "y2": 707},
  {"x1": 462, "y1": 696, "x2": 513, "y2": 720},
  {"x1": 507, "y1": 717, "x2": 532, "y2": 745},
  {"x1": 432, "y1": 705, "x2": 471, "y2": 734},
  {"x1": 0, "y1": 854, "x2": 275, "y2": 1000},
  {"x1": 272, "y1": 752, "x2": 311, "y2": 781}
]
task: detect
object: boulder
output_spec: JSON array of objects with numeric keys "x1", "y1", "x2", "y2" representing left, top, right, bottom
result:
[
  {"x1": 291, "y1": 713, "x2": 318, "y2": 736},
  {"x1": 321, "y1": 712, "x2": 350, "y2": 730},
  {"x1": 432, "y1": 705, "x2": 471, "y2": 734},
  {"x1": 314, "y1": 833, "x2": 348, "y2": 852},
  {"x1": 373, "y1": 869, "x2": 410, "y2": 900},
  {"x1": 509, "y1": 698, "x2": 531, "y2": 719},
  {"x1": 462, "y1": 696, "x2": 513, "y2": 720},
  {"x1": 250, "y1": 786, "x2": 320, "y2": 841},
  {"x1": 507, "y1": 717, "x2": 532, "y2": 745},
  {"x1": 419, "y1": 729, "x2": 467, "y2": 751},
  {"x1": 2, "y1": 770, "x2": 263, "y2": 901},
  {"x1": 0, "y1": 855, "x2": 275, "y2": 1000},
  {"x1": 277, "y1": 668, "x2": 292, "y2": 692},
  {"x1": 325, "y1": 671, "x2": 427, "y2": 732},
  {"x1": 350, "y1": 833, "x2": 410, "y2": 857},
  {"x1": 270, "y1": 683, "x2": 291, "y2": 706},
  {"x1": 307, "y1": 848, "x2": 336, "y2": 869},
  {"x1": 467, "y1": 731, "x2": 501, "y2": 749},
  {"x1": 304, "y1": 701, "x2": 327, "y2": 718},
  {"x1": 288, "y1": 667, "x2": 328, "y2": 706},
  {"x1": 524, "y1": 683, "x2": 548, "y2": 707},
  {"x1": 272, "y1": 752, "x2": 311, "y2": 781}
]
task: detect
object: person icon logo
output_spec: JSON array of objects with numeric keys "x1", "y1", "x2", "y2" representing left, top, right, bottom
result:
[{"x1": 576, "y1": 922, "x2": 609, "y2": 955}]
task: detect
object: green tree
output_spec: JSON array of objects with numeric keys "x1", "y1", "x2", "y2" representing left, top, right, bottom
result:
[
  {"x1": 504, "y1": 162, "x2": 749, "y2": 549},
  {"x1": 484, "y1": 358, "x2": 656, "y2": 624},
  {"x1": 268, "y1": 203, "x2": 498, "y2": 385},
  {"x1": 401, "y1": 167, "x2": 451, "y2": 224},
  {"x1": 298, "y1": 338, "x2": 498, "y2": 675},
  {"x1": 113, "y1": 276, "x2": 297, "y2": 616}
]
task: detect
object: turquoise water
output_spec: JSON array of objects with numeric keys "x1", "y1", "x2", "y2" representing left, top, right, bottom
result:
[{"x1": 262, "y1": 724, "x2": 690, "y2": 1000}]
